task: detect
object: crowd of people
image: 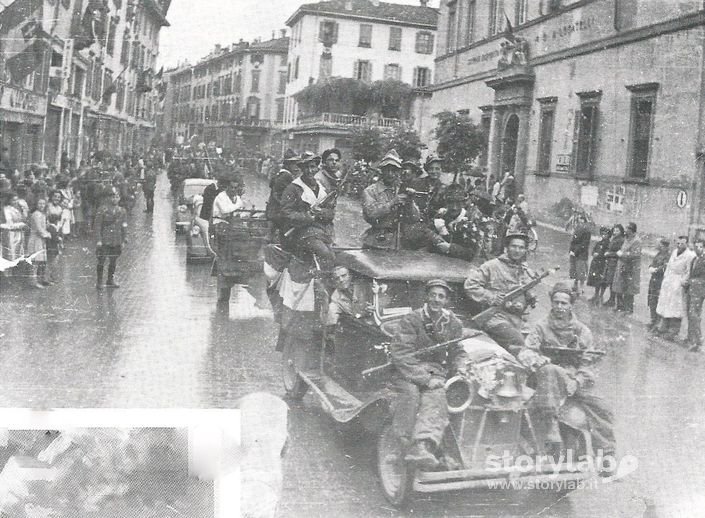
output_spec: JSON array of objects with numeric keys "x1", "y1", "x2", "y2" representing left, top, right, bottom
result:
[{"x1": 0, "y1": 147, "x2": 162, "y2": 289}]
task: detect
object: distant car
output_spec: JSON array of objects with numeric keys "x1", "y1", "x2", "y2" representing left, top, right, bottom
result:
[
  {"x1": 176, "y1": 178, "x2": 215, "y2": 233},
  {"x1": 185, "y1": 193, "x2": 213, "y2": 264}
]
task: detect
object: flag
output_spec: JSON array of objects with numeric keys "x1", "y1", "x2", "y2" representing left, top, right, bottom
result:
[
  {"x1": 73, "y1": 0, "x2": 109, "y2": 51},
  {"x1": 503, "y1": 11, "x2": 516, "y2": 42},
  {"x1": 0, "y1": 0, "x2": 47, "y2": 83}
]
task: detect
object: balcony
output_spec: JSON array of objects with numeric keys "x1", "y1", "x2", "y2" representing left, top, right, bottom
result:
[{"x1": 294, "y1": 112, "x2": 407, "y2": 130}]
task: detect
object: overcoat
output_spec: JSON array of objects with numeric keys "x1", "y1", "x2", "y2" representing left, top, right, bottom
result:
[{"x1": 656, "y1": 248, "x2": 696, "y2": 318}]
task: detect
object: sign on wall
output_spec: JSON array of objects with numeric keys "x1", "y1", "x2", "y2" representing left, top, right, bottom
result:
[
  {"x1": 676, "y1": 190, "x2": 688, "y2": 208},
  {"x1": 556, "y1": 154, "x2": 571, "y2": 172},
  {"x1": 605, "y1": 185, "x2": 626, "y2": 214}
]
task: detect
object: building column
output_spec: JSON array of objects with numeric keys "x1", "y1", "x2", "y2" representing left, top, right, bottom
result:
[
  {"x1": 514, "y1": 105, "x2": 531, "y2": 193},
  {"x1": 486, "y1": 106, "x2": 504, "y2": 188}
]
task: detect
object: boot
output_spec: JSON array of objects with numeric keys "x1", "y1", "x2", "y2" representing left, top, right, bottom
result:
[{"x1": 404, "y1": 440, "x2": 439, "y2": 471}]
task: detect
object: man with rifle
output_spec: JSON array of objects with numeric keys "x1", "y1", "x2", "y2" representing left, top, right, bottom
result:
[
  {"x1": 279, "y1": 151, "x2": 336, "y2": 278},
  {"x1": 391, "y1": 279, "x2": 469, "y2": 470},
  {"x1": 464, "y1": 232, "x2": 539, "y2": 351}
]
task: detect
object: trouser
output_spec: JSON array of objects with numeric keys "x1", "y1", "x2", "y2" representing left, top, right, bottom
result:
[
  {"x1": 97, "y1": 245, "x2": 121, "y2": 282},
  {"x1": 391, "y1": 378, "x2": 448, "y2": 447},
  {"x1": 659, "y1": 317, "x2": 682, "y2": 338},
  {"x1": 143, "y1": 189, "x2": 155, "y2": 212},
  {"x1": 483, "y1": 312, "x2": 525, "y2": 352},
  {"x1": 530, "y1": 364, "x2": 615, "y2": 453},
  {"x1": 299, "y1": 236, "x2": 335, "y2": 274},
  {"x1": 623, "y1": 294, "x2": 634, "y2": 313},
  {"x1": 687, "y1": 283, "x2": 705, "y2": 346}
]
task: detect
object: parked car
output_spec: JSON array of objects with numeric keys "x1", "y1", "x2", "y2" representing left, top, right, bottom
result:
[{"x1": 175, "y1": 178, "x2": 215, "y2": 233}]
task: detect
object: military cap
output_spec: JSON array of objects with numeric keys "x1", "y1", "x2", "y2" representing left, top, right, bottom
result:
[
  {"x1": 299, "y1": 151, "x2": 321, "y2": 165},
  {"x1": 282, "y1": 148, "x2": 300, "y2": 163},
  {"x1": 321, "y1": 148, "x2": 342, "y2": 162},
  {"x1": 425, "y1": 279, "x2": 453, "y2": 294},
  {"x1": 378, "y1": 149, "x2": 402, "y2": 169}
]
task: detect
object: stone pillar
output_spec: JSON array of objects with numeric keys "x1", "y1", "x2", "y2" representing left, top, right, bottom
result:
[
  {"x1": 486, "y1": 106, "x2": 504, "y2": 188},
  {"x1": 514, "y1": 105, "x2": 531, "y2": 193}
]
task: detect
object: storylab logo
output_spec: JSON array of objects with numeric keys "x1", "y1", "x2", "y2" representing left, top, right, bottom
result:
[{"x1": 483, "y1": 449, "x2": 639, "y2": 489}]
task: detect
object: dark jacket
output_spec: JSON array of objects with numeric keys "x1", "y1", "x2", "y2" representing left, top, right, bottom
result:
[
  {"x1": 648, "y1": 248, "x2": 670, "y2": 306},
  {"x1": 391, "y1": 306, "x2": 467, "y2": 387},
  {"x1": 587, "y1": 237, "x2": 610, "y2": 287},
  {"x1": 602, "y1": 235, "x2": 624, "y2": 286},
  {"x1": 266, "y1": 168, "x2": 295, "y2": 223},
  {"x1": 570, "y1": 225, "x2": 592, "y2": 260},
  {"x1": 95, "y1": 205, "x2": 127, "y2": 247},
  {"x1": 200, "y1": 182, "x2": 221, "y2": 220}
]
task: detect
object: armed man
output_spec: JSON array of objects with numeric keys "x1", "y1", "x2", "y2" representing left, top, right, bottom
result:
[
  {"x1": 391, "y1": 279, "x2": 469, "y2": 470},
  {"x1": 266, "y1": 149, "x2": 300, "y2": 243},
  {"x1": 361, "y1": 149, "x2": 449, "y2": 254},
  {"x1": 407, "y1": 154, "x2": 445, "y2": 218},
  {"x1": 279, "y1": 151, "x2": 336, "y2": 278},
  {"x1": 464, "y1": 232, "x2": 538, "y2": 351}
]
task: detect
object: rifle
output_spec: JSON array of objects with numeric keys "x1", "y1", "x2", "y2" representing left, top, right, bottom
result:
[
  {"x1": 469, "y1": 267, "x2": 559, "y2": 327},
  {"x1": 361, "y1": 330, "x2": 485, "y2": 377},
  {"x1": 283, "y1": 170, "x2": 350, "y2": 238}
]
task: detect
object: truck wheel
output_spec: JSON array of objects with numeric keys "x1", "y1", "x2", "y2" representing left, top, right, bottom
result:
[
  {"x1": 282, "y1": 339, "x2": 308, "y2": 400},
  {"x1": 377, "y1": 424, "x2": 414, "y2": 507}
]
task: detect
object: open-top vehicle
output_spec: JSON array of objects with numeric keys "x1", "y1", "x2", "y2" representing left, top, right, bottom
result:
[{"x1": 275, "y1": 248, "x2": 598, "y2": 506}]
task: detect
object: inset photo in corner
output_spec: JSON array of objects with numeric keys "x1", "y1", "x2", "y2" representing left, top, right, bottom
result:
[{"x1": 0, "y1": 428, "x2": 214, "y2": 518}]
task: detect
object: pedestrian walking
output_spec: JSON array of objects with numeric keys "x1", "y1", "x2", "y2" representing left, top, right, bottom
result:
[
  {"x1": 602, "y1": 224, "x2": 625, "y2": 307},
  {"x1": 612, "y1": 222, "x2": 642, "y2": 313},
  {"x1": 95, "y1": 187, "x2": 128, "y2": 289},
  {"x1": 569, "y1": 215, "x2": 591, "y2": 296},
  {"x1": 27, "y1": 199, "x2": 51, "y2": 288},
  {"x1": 587, "y1": 226, "x2": 611, "y2": 305},
  {"x1": 656, "y1": 236, "x2": 696, "y2": 340},
  {"x1": 685, "y1": 239, "x2": 705, "y2": 352},
  {"x1": 647, "y1": 238, "x2": 670, "y2": 330},
  {"x1": 142, "y1": 166, "x2": 157, "y2": 213}
]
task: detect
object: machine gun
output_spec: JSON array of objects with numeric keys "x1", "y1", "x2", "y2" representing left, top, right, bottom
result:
[
  {"x1": 469, "y1": 267, "x2": 560, "y2": 327},
  {"x1": 361, "y1": 330, "x2": 485, "y2": 377}
]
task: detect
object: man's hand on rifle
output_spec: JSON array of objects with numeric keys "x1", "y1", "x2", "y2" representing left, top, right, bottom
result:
[
  {"x1": 492, "y1": 293, "x2": 506, "y2": 306},
  {"x1": 393, "y1": 193, "x2": 408, "y2": 206}
]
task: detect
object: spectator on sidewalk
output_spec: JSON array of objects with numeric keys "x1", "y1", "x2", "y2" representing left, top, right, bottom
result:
[
  {"x1": 612, "y1": 222, "x2": 642, "y2": 314},
  {"x1": 602, "y1": 224, "x2": 625, "y2": 308},
  {"x1": 587, "y1": 226, "x2": 611, "y2": 305},
  {"x1": 27, "y1": 198, "x2": 51, "y2": 288},
  {"x1": 647, "y1": 238, "x2": 671, "y2": 330},
  {"x1": 95, "y1": 187, "x2": 127, "y2": 289},
  {"x1": 656, "y1": 236, "x2": 695, "y2": 341},
  {"x1": 685, "y1": 239, "x2": 705, "y2": 352},
  {"x1": 142, "y1": 166, "x2": 157, "y2": 213},
  {"x1": 569, "y1": 215, "x2": 592, "y2": 296},
  {"x1": 45, "y1": 190, "x2": 64, "y2": 285},
  {"x1": 1, "y1": 191, "x2": 27, "y2": 265}
]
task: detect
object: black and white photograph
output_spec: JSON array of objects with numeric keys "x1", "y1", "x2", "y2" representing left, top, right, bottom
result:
[{"x1": 2, "y1": 0, "x2": 705, "y2": 516}]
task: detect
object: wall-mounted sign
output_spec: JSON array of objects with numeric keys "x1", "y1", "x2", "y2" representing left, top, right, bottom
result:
[
  {"x1": 556, "y1": 154, "x2": 571, "y2": 172},
  {"x1": 677, "y1": 190, "x2": 688, "y2": 208},
  {"x1": 0, "y1": 85, "x2": 46, "y2": 116}
]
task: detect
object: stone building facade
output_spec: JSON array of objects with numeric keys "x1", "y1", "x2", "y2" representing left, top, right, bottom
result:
[{"x1": 430, "y1": 0, "x2": 705, "y2": 238}]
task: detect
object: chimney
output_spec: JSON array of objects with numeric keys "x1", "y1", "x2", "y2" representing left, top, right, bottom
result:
[
  {"x1": 280, "y1": 29, "x2": 287, "y2": 38},
  {"x1": 214, "y1": 44, "x2": 221, "y2": 54},
  {"x1": 344, "y1": 0, "x2": 353, "y2": 10},
  {"x1": 272, "y1": 30, "x2": 276, "y2": 40},
  {"x1": 371, "y1": 0, "x2": 379, "y2": 6},
  {"x1": 419, "y1": 0, "x2": 428, "y2": 5}
]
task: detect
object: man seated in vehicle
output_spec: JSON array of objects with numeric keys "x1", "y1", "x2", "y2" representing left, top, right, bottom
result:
[
  {"x1": 433, "y1": 184, "x2": 476, "y2": 262},
  {"x1": 211, "y1": 174, "x2": 245, "y2": 223},
  {"x1": 518, "y1": 282, "x2": 615, "y2": 455},
  {"x1": 391, "y1": 279, "x2": 469, "y2": 470},
  {"x1": 325, "y1": 266, "x2": 356, "y2": 328},
  {"x1": 362, "y1": 149, "x2": 449, "y2": 255},
  {"x1": 464, "y1": 232, "x2": 537, "y2": 351},
  {"x1": 279, "y1": 152, "x2": 336, "y2": 279},
  {"x1": 407, "y1": 154, "x2": 445, "y2": 218}
]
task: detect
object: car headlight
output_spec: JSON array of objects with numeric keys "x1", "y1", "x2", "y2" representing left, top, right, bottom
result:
[
  {"x1": 178, "y1": 205, "x2": 188, "y2": 212},
  {"x1": 191, "y1": 225, "x2": 200, "y2": 236}
]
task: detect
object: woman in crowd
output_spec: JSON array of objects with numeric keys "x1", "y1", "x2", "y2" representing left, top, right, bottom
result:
[
  {"x1": 602, "y1": 223, "x2": 625, "y2": 308},
  {"x1": 0, "y1": 191, "x2": 28, "y2": 268},
  {"x1": 45, "y1": 190, "x2": 64, "y2": 284},
  {"x1": 27, "y1": 198, "x2": 51, "y2": 287},
  {"x1": 587, "y1": 226, "x2": 612, "y2": 305},
  {"x1": 57, "y1": 176, "x2": 74, "y2": 238}
]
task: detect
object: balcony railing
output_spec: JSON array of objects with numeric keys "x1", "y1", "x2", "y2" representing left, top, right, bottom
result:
[{"x1": 295, "y1": 112, "x2": 407, "y2": 129}]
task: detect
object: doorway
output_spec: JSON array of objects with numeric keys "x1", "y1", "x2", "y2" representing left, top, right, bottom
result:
[{"x1": 500, "y1": 113, "x2": 519, "y2": 175}]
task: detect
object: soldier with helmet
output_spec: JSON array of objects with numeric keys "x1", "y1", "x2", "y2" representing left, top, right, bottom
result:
[
  {"x1": 464, "y1": 231, "x2": 539, "y2": 351},
  {"x1": 390, "y1": 279, "x2": 469, "y2": 470}
]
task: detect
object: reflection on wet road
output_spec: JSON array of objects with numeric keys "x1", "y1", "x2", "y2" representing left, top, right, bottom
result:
[{"x1": 1, "y1": 171, "x2": 704, "y2": 517}]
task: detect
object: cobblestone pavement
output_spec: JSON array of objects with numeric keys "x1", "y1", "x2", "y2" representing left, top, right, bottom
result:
[{"x1": 1, "y1": 172, "x2": 704, "y2": 517}]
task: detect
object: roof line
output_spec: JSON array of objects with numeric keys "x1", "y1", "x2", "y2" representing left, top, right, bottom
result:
[{"x1": 286, "y1": 6, "x2": 438, "y2": 29}]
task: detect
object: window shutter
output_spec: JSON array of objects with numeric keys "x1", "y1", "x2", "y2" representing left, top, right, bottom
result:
[
  {"x1": 353, "y1": 60, "x2": 358, "y2": 79},
  {"x1": 365, "y1": 62, "x2": 372, "y2": 82},
  {"x1": 319, "y1": 21, "x2": 325, "y2": 41},
  {"x1": 587, "y1": 106, "x2": 599, "y2": 176},
  {"x1": 397, "y1": 65, "x2": 402, "y2": 81},
  {"x1": 332, "y1": 22, "x2": 339, "y2": 44},
  {"x1": 412, "y1": 67, "x2": 418, "y2": 87}
]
